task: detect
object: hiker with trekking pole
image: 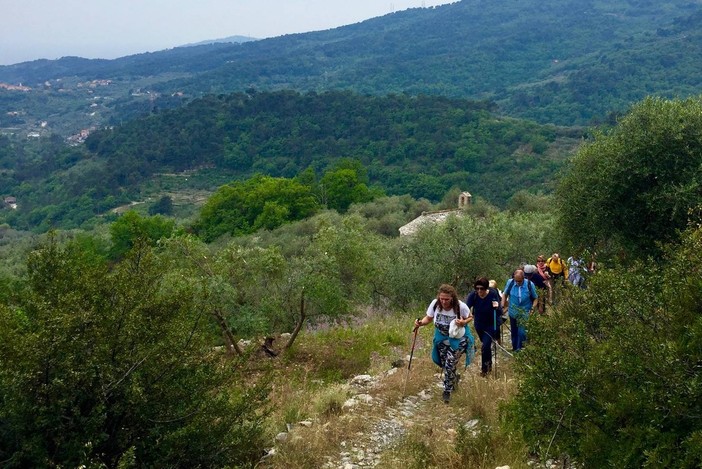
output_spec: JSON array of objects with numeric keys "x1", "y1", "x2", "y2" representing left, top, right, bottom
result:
[
  {"x1": 414, "y1": 284, "x2": 474, "y2": 404},
  {"x1": 465, "y1": 277, "x2": 503, "y2": 377}
]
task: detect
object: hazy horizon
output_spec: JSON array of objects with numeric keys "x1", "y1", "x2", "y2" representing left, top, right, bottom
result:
[{"x1": 0, "y1": 0, "x2": 456, "y2": 66}]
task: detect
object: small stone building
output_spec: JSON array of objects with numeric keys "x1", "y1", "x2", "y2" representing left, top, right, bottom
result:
[
  {"x1": 458, "y1": 191, "x2": 472, "y2": 208},
  {"x1": 399, "y1": 190, "x2": 472, "y2": 236},
  {"x1": 3, "y1": 196, "x2": 17, "y2": 210}
]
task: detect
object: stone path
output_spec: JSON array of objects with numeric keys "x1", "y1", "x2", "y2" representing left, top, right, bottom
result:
[{"x1": 321, "y1": 372, "x2": 435, "y2": 469}]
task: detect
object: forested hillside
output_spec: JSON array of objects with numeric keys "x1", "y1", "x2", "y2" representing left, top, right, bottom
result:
[
  {"x1": 0, "y1": 90, "x2": 579, "y2": 231},
  {"x1": 1, "y1": 0, "x2": 702, "y2": 138},
  {"x1": 1, "y1": 0, "x2": 702, "y2": 460},
  {"x1": 3, "y1": 93, "x2": 702, "y2": 465}
]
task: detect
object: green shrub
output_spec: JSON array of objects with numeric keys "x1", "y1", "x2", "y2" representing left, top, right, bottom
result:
[
  {"x1": 507, "y1": 225, "x2": 702, "y2": 468},
  {"x1": 0, "y1": 238, "x2": 270, "y2": 468}
]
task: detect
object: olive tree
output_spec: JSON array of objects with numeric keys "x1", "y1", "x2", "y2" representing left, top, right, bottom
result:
[
  {"x1": 558, "y1": 96, "x2": 702, "y2": 261},
  {"x1": 0, "y1": 237, "x2": 268, "y2": 468},
  {"x1": 380, "y1": 209, "x2": 556, "y2": 310},
  {"x1": 164, "y1": 213, "x2": 387, "y2": 352}
]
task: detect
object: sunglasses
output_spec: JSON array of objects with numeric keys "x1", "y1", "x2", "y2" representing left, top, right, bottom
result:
[{"x1": 474, "y1": 286, "x2": 486, "y2": 291}]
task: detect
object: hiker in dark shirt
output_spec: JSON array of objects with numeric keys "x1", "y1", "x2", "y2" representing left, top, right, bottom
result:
[
  {"x1": 465, "y1": 277, "x2": 503, "y2": 376},
  {"x1": 524, "y1": 264, "x2": 547, "y2": 313}
]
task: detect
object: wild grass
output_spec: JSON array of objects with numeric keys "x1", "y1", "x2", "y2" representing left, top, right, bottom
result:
[
  {"x1": 281, "y1": 313, "x2": 410, "y2": 383},
  {"x1": 257, "y1": 311, "x2": 532, "y2": 469},
  {"x1": 381, "y1": 364, "x2": 531, "y2": 469}
]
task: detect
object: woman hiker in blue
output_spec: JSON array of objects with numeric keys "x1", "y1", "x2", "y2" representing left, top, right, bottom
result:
[
  {"x1": 501, "y1": 269, "x2": 538, "y2": 352},
  {"x1": 465, "y1": 277, "x2": 503, "y2": 376},
  {"x1": 414, "y1": 284, "x2": 474, "y2": 403}
]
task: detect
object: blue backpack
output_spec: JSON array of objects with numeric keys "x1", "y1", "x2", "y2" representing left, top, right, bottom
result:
[{"x1": 504, "y1": 278, "x2": 537, "y2": 302}]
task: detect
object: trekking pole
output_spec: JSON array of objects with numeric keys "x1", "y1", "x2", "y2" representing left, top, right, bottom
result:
[
  {"x1": 408, "y1": 321, "x2": 420, "y2": 371},
  {"x1": 403, "y1": 320, "x2": 420, "y2": 397},
  {"x1": 493, "y1": 307, "x2": 497, "y2": 376},
  {"x1": 493, "y1": 340, "x2": 514, "y2": 358}
]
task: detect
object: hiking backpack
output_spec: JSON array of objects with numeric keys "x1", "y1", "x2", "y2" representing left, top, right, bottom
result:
[{"x1": 503, "y1": 278, "x2": 537, "y2": 302}]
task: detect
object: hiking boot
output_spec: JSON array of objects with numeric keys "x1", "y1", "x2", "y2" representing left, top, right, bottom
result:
[{"x1": 442, "y1": 390, "x2": 451, "y2": 403}]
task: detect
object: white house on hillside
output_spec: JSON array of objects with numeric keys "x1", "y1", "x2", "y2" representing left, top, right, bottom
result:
[
  {"x1": 399, "y1": 191, "x2": 472, "y2": 236},
  {"x1": 3, "y1": 196, "x2": 17, "y2": 210}
]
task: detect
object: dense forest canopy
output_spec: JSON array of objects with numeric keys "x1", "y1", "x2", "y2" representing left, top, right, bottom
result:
[
  {"x1": 84, "y1": 90, "x2": 569, "y2": 199},
  {"x1": 2, "y1": 92, "x2": 702, "y2": 466},
  {"x1": 0, "y1": 90, "x2": 578, "y2": 232}
]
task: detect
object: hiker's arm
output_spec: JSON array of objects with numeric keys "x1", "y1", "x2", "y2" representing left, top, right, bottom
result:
[
  {"x1": 457, "y1": 303, "x2": 472, "y2": 326},
  {"x1": 415, "y1": 316, "x2": 433, "y2": 327},
  {"x1": 456, "y1": 316, "x2": 472, "y2": 326},
  {"x1": 493, "y1": 298, "x2": 503, "y2": 316},
  {"x1": 531, "y1": 285, "x2": 538, "y2": 309}
]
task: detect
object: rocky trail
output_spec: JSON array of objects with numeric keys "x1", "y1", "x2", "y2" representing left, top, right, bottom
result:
[
  {"x1": 260, "y1": 327, "x2": 573, "y2": 469},
  {"x1": 261, "y1": 337, "x2": 508, "y2": 468},
  {"x1": 319, "y1": 373, "x2": 438, "y2": 468}
]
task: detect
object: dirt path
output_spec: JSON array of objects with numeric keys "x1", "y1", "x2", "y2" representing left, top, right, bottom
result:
[{"x1": 261, "y1": 328, "x2": 521, "y2": 469}]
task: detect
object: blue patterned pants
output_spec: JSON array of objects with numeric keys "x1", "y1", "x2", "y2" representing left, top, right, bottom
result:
[{"x1": 437, "y1": 337, "x2": 467, "y2": 392}]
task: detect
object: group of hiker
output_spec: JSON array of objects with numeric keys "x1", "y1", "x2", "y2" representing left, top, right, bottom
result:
[{"x1": 412, "y1": 252, "x2": 594, "y2": 403}]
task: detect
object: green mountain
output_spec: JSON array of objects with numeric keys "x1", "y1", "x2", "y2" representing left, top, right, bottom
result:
[
  {"x1": 1, "y1": 0, "x2": 701, "y2": 137},
  {"x1": 3, "y1": 0, "x2": 700, "y2": 231}
]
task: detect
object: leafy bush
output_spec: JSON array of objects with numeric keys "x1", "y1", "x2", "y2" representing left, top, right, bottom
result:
[
  {"x1": 380, "y1": 208, "x2": 557, "y2": 310},
  {"x1": 508, "y1": 225, "x2": 702, "y2": 467},
  {"x1": 558, "y1": 96, "x2": 702, "y2": 261},
  {"x1": 108, "y1": 210, "x2": 175, "y2": 259},
  {"x1": 195, "y1": 174, "x2": 319, "y2": 241},
  {"x1": 0, "y1": 238, "x2": 269, "y2": 467}
]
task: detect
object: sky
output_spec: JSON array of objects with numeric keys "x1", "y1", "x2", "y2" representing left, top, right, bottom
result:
[{"x1": 1, "y1": 0, "x2": 456, "y2": 66}]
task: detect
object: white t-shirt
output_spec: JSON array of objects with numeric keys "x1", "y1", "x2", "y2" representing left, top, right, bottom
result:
[{"x1": 426, "y1": 299, "x2": 471, "y2": 332}]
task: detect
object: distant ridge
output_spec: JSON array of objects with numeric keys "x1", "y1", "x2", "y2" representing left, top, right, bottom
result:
[
  {"x1": 179, "y1": 35, "x2": 258, "y2": 47},
  {"x1": 1, "y1": 0, "x2": 702, "y2": 128}
]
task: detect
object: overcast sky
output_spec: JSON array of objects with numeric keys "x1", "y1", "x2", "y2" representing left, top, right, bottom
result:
[{"x1": 1, "y1": 0, "x2": 455, "y2": 66}]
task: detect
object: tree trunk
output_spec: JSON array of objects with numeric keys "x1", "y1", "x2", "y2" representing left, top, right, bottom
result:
[
  {"x1": 284, "y1": 291, "x2": 306, "y2": 350},
  {"x1": 213, "y1": 308, "x2": 242, "y2": 356}
]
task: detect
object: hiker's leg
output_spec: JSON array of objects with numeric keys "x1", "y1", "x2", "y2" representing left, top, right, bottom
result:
[
  {"x1": 518, "y1": 324, "x2": 527, "y2": 350},
  {"x1": 479, "y1": 329, "x2": 492, "y2": 373},
  {"x1": 510, "y1": 316, "x2": 519, "y2": 351},
  {"x1": 443, "y1": 347, "x2": 457, "y2": 392},
  {"x1": 453, "y1": 337, "x2": 467, "y2": 384},
  {"x1": 437, "y1": 340, "x2": 450, "y2": 368},
  {"x1": 514, "y1": 314, "x2": 528, "y2": 351},
  {"x1": 553, "y1": 276, "x2": 563, "y2": 305},
  {"x1": 537, "y1": 291, "x2": 546, "y2": 313}
]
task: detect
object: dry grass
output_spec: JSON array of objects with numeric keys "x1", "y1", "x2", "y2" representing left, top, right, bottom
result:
[
  {"x1": 260, "y1": 414, "x2": 369, "y2": 468},
  {"x1": 253, "y1": 315, "x2": 532, "y2": 468},
  {"x1": 380, "y1": 360, "x2": 530, "y2": 469}
]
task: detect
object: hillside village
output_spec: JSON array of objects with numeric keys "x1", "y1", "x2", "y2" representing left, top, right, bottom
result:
[{"x1": 0, "y1": 77, "x2": 182, "y2": 141}]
